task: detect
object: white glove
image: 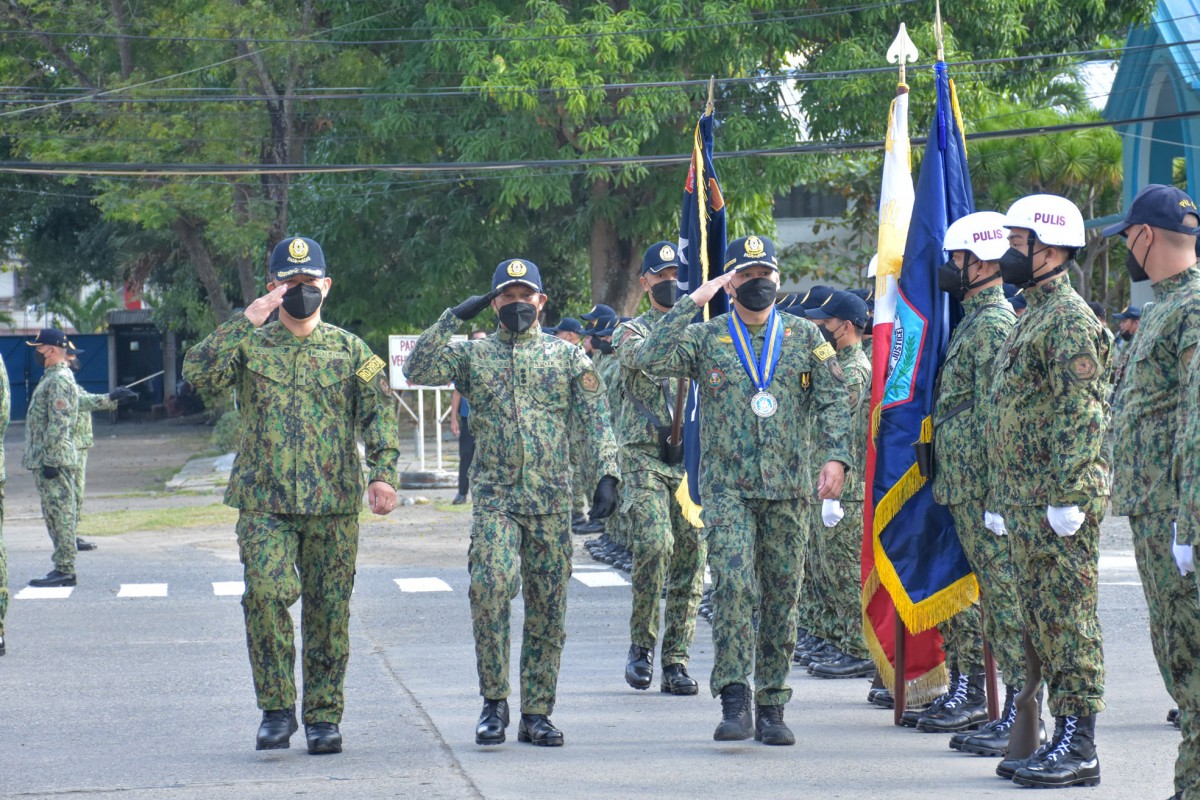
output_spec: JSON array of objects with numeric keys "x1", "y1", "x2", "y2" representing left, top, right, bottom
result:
[
  {"x1": 984, "y1": 511, "x2": 1008, "y2": 536},
  {"x1": 1173, "y1": 522, "x2": 1194, "y2": 576},
  {"x1": 821, "y1": 499, "x2": 844, "y2": 528},
  {"x1": 1046, "y1": 505, "x2": 1086, "y2": 537}
]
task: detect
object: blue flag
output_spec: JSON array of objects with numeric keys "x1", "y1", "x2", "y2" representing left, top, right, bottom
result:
[
  {"x1": 869, "y1": 61, "x2": 977, "y2": 631},
  {"x1": 675, "y1": 112, "x2": 726, "y2": 524}
]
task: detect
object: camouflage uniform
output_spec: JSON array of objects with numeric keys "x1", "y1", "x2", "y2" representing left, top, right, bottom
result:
[
  {"x1": 405, "y1": 313, "x2": 618, "y2": 715},
  {"x1": 809, "y1": 343, "x2": 871, "y2": 660},
  {"x1": 0, "y1": 355, "x2": 9, "y2": 640},
  {"x1": 1112, "y1": 267, "x2": 1200, "y2": 798},
  {"x1": 613, "y1": 309, "x2": 706, "y2": 668},
  {"x1": 634, "y1": 297, "x2": 851, "y2": 705},
  {"x1": 182, "y1": 314, "x2": 399, "y2": 724},
  {"x1": 73, "y1": 390, "x2": 119, "y2": 521},
  {"x1": 598, "y1": 352, "x2": 629, "y2": 549},
  {"x1": 932, "y1": 285, "x2": 1023, "y2": 684},
  {"x1": 988, "y1": 275, "x2": 1110, "y2": 717},
  {"x1": 23, "y1": 362, "x2": 80, "y2": 575}
]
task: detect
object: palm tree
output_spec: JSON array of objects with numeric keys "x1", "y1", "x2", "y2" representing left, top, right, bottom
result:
[{"x1": 47, "y1": 286, "x2": 122, "y2": 333}]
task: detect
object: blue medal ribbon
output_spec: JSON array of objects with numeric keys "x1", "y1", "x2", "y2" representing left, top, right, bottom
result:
[{"x1": 727, "y1": 307, "x2": 784, "y2": 394}]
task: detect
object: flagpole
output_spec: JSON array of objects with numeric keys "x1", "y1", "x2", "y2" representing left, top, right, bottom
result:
[{"x1": 884, "y1": 21, "x2": 918, "y2": 727}]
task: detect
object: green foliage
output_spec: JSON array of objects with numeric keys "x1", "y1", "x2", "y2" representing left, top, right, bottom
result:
[
  {"x1": 46, "y1": 286, "x2": 122, "y2": 333},
  {"x1": 0, "y1": 0, "x2": 1157, "y2": 340},
  {"x1": 211, "y1": 409, "x2": 241, "y2": 454}
]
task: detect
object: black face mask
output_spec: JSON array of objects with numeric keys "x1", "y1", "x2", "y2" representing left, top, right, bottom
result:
[
  {"x1": 589, "y1": 336, "x2": 613, "y2": 354},
  {"x1": 818, "y1": 323, "x2": 839, "y2": 347},
  {"x1": 998, "y1": 244, "x2": 1035, "y2": 287},
  {"x1": 649, "y1": 279, "x2": 678, "y2": 308},
  {"x1": 735, "y1": 277, "x2": 777, "y2": 312},
  {"x1": 498, "y1": 302, "x2": 538, "y2": 333},
  {"x1": 33, "y1": 349, "x2": 47, "y2": 368},
  {"x1": 939, "y1": 255, "x2": 999, "y2": 301},
  {"x1": 1124, "y1": 229, "x2": 1150, "y2": 283},
  {"x1": 1119, "y1": 329, "x2": 1134, "y2": 342},
  {"x1": 281, "y1": 283, "x2": 323, "y2": 320}
]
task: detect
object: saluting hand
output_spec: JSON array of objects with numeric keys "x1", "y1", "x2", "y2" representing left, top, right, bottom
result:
[
  {"x1": 816, "y1": 460, "x2": 845, "y2": 500},
  {"x1": 244, "y1": 285, "x2": 289, "y2": 327},
  {"x1": 688, "y1": 271, "x2": 734, "y2": 308},
  {"x1": 368, "y1": 481, "x2": 397, "y2": 515}
]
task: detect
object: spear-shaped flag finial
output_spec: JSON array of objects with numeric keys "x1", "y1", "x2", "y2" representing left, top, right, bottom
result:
[{"x1": 887, "y1": 22, "x2": 919, "y2": 87}]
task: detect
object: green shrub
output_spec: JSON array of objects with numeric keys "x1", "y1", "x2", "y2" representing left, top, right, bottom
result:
[{"x1": 212, "y1": 410, "x2": 241, "y2": 453}]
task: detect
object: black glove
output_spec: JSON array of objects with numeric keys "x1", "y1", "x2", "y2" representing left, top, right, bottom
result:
[
  {"x1": 451, "y1": 289, "x2": 500, "y2": 321},
  {"x1": 42, "y1": 466, "x2": 60, "y2": 480},
  {"x1": 588, "y1": 475, "x2": 619, "y2": 520},
  {"x1": 108, "y1": 386, "x2": 138, "y2": 403}
]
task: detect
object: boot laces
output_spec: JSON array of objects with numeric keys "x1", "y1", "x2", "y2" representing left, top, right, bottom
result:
[
  {"x1": 941, "y1": 673, "x2": 970, "y2": 709},
  {"x1": 721, "y1": 687, "x2": 747, "y2": 719},
  {"x1": 1044, "y1": 716, "x2": 1077, "y2": 763},
  {"x1": 759, "y1": 705, "x2": 784, "y2": 725}
]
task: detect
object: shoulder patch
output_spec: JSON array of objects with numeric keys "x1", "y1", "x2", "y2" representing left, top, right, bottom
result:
[
  {"x1": 375, "y1": 373, "x2": 394, "y2": 399},
  {"x1": 580, "y1": 370, "x2": 600, "y2": 393},
  {"x1": 356, "y1": 355, "x2": 386, "y2": 384},
  {"x1": 1068, "y1": 354, "x2": 1098, "y2": 382},
  {"x1": 814, "y1": 342, "x2": 836, "y2": 362},
  {"x1": 53, "y1": 397, "x2": 70, "y2": 412},
  {"x1": 829, "y1": 360, "x2": 845, "y2": 381}
]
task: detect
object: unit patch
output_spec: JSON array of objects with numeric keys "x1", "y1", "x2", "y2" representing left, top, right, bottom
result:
[{"x1": 356, "y1": 355, "x2": 386, "y2": 383}]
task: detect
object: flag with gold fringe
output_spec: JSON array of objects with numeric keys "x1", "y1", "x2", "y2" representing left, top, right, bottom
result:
[
  {"x1": 674, "y1": 110, "x2": 727, "y2": 526},
  {"x1": 861, "y1": 60, "x2": 978, "y2": 702}
]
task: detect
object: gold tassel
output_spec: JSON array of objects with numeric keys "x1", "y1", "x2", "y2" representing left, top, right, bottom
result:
[{"x1": 675, "y1": 476, "x2": 704, "y2": 528}]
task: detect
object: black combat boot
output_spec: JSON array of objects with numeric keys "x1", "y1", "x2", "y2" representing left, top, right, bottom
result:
[
  {"x1": 806, "y1": 645, "x2": 846, "y2": 672},
  {"x1": 811, "y1": 653, "x2": 876, "y2": 679},
  {"x1": 794, "y1": 640, "x2": 835, "y2": 668},
  {"x1": 996, "y1": 713, "x2": 1055, "y2": 779},
  {"x1": 305, "y1": 722, "x2": 342, "y2": 754},
  {"x1": 957, "y1": 684, "x2": 1017, "y2": 755},
  {"x1": 1011, "y1": 714, "x2": 1100, "y2": 787},
  {"x1": 792, "y1": 633, "x2": 819, "y2": 662},
  {"x1": 28, "y1": 570, "x2": 76, "y2": 588},
  {"x1": 517, "y1": 713, "x2": 564, "y2": 746},
  {"x1": 713, "y1": 683, "x2": 754, "y2": 741},
  {"x1": 475, "y1": 698, "x2": 509, "y2": 745},
  {"x1": 625, "y1": 644, "x2": 654, "y2": 690},
  {"x1": 869, "y1": 687, "x2": 895, "y2": 708},
  {"x1": 661, "y1": 663, "x2": 699, "y2": 695},
  {"x1": 755, "y1": 704, "x2": 795, "y2": 746},
  {"x1": 918, "y1": 671, "x2": 988, "y2": 732},
  {"x1": 900, "y1": 669, "x2": 958, "y2": 727},
  {"x1": 255, "y1": 708, "x2": 298, "y2": 750}
]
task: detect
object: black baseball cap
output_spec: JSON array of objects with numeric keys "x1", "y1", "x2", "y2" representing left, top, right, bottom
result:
[
  {"x1": 27, "y1": 328, "x2": 69, "y2": 349},
  {"x1": 491, "y1": 258, "x2": 543, "y2": 293},
  {"x1": 642, "y1": 241, "x2": 682, "y2": 275},
  {"x1": 1102, "y1": 184, "x2": 1200, "y2": 237},
  {"x1": 723, "y1": 235, "x2": 778, "y2": 272},
  {"x1": 270, "y1": 236, "x2": 327, "y2": 279},
  {"x1": 805, "y1": 290, "x2": 870, "y2": 329}
]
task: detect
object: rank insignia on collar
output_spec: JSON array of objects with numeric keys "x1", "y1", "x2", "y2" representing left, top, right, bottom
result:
[{"x1": 356, "y1": 355, "x2": 386, "y2": 383}]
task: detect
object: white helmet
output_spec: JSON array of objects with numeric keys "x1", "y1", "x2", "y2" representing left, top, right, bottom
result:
[
  {"x1": 1003, "y1": 194, "x2": 1086, "y2": 248},
  {"x1": 943, "y1": 211, "x2": 1009, "y2": 261}
]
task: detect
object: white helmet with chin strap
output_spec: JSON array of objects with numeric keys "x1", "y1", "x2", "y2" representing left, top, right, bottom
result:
[
  {"x1": 944, "y1": 211, "x2": 1010, "y2": 261},
  {"x1": 1003, "y1": 194, "x2": 1086, "y2": 248}
]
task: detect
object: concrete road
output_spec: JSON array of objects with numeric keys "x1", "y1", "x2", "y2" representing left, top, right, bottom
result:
[{"x1": 0, "y1": 422, "x2": 1183, "y2": 799}]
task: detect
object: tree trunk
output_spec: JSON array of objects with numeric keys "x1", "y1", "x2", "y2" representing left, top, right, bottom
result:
[
  {"x1": 588, "y1": 215, "x2": 643, "y2": 315},
  {"x1": 110, "y1": 0, "x2": 134, "y2": 80},
  {"x1": 172, "y1": 218, "x2": 233, "y2": 323}
]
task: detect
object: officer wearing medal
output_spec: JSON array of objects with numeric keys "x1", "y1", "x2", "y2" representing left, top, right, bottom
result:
[
  {"x1": 634, "y1": 235, "x2": 852, "y2": 746},
  {"x1": 404, "y1": 257, "x2": 620, "y2": 748},
  {"x1": 613, "y1": 241, "x2": 706, "y2": 696},
  {"x1": 184, "y1": 236, "x2": 400, "y2": 755}
]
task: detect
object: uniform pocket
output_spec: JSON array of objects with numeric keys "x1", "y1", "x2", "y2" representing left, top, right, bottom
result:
[
  {"x1": 246, "y1": 349, "x2": 290, "y2": 383},
  {"x1": 526, "y1": 366, "x2": 569, "y2": 412}
]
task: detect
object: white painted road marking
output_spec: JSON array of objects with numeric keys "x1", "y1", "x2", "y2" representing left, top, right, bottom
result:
[
  {"x1": 15, "y1": 586, "x2": 74, "y2": 600},
  {"x1": 118, "y1": 583, "x2": 168, "y2": 598},
  {"x1": 212, "y1": 581, "x2": 246, "y2": 596},
  {"x1": 394, "y1": 577, "x2": 453, "y2": 592},
  {"x1": 573, "y1": 572, "x2": 630, "y2": 588}
]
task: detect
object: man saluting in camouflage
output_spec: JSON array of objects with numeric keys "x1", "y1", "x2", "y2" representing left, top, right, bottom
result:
[
  {"x1": 405, "y1": 258, "x2": 619, "y2": 748},
  {"x1": 635, "y1": 235, "x2": 851, "y2": 746},
  {"x1": 184, "y1": 236, "x2": 399, "y2": 755}
]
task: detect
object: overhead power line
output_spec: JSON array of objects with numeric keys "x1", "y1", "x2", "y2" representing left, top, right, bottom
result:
[{"x1": 0, "y1": 106, "x2": 1187, "y2": 178}]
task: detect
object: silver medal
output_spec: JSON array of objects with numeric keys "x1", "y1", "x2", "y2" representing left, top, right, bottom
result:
[{"x1": 750, "y1": 391, "x2": 778, "y2": 418}]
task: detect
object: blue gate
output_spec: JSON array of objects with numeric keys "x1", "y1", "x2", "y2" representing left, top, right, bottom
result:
[{"x1": 0, "y1": 334, "x2": 111, "y2": 421}]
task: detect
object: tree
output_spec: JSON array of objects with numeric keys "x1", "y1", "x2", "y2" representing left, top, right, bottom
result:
[{"x1": 47, "y1": 287, "x2": 122, "y2": 333}]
